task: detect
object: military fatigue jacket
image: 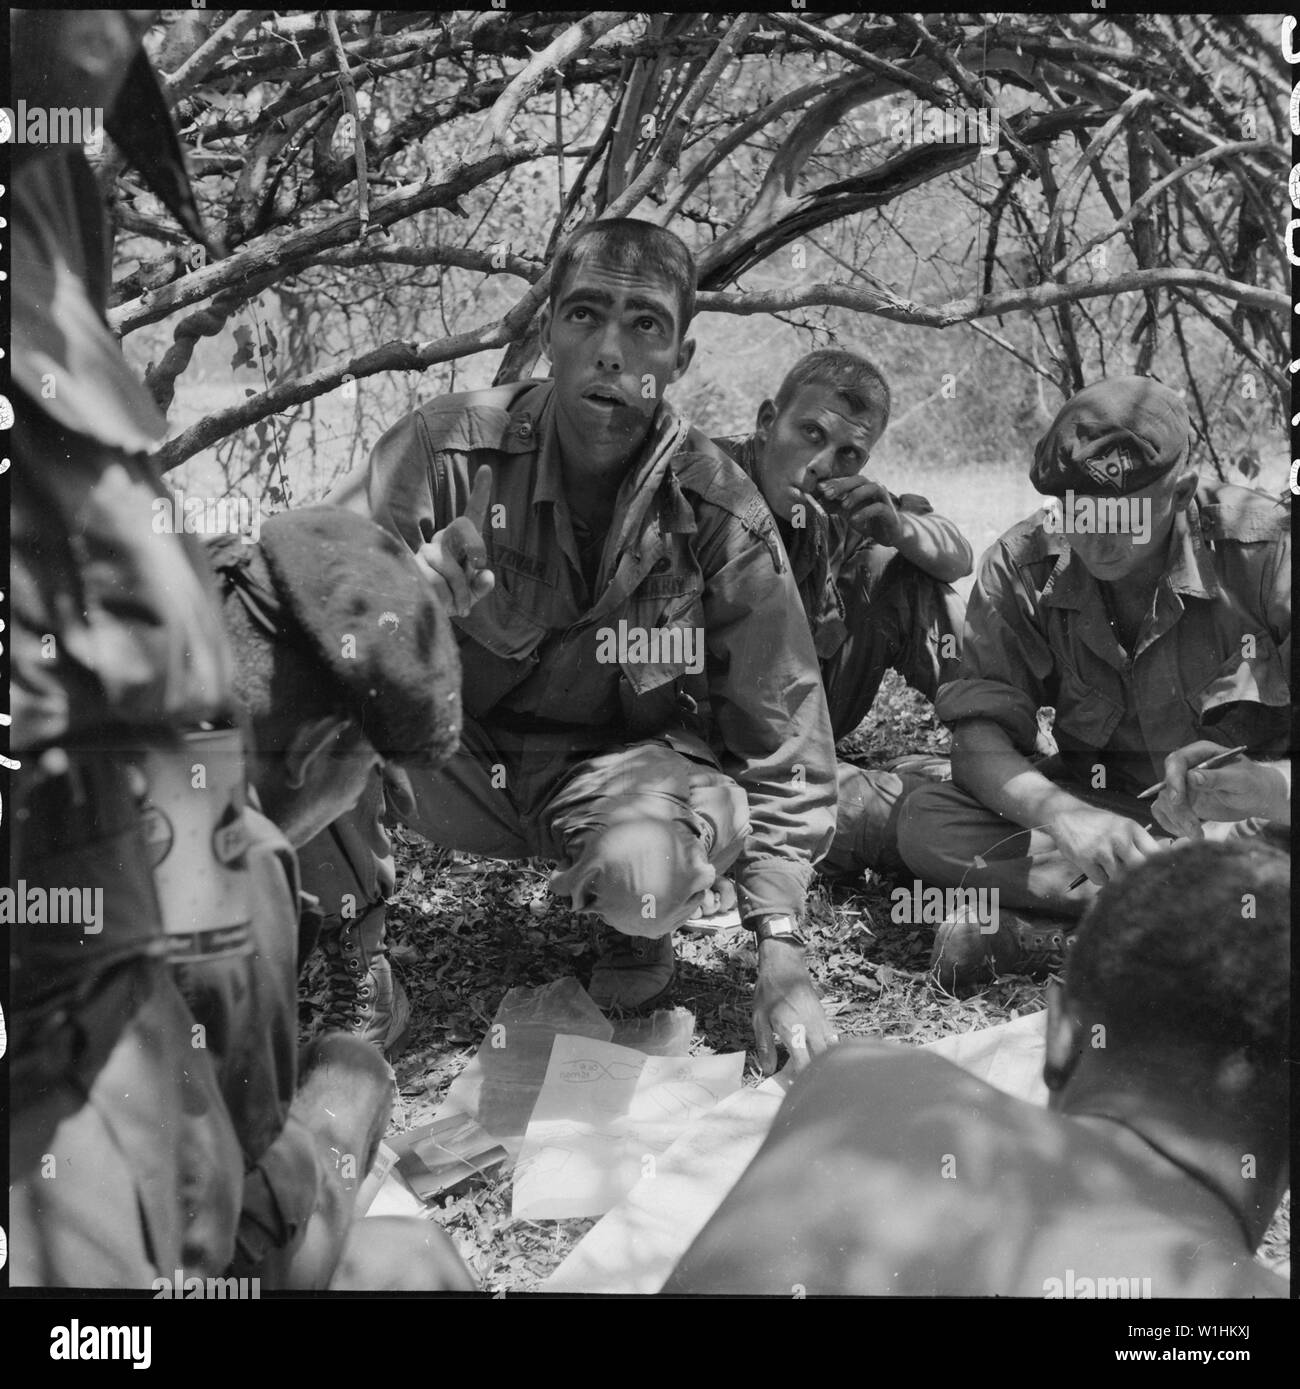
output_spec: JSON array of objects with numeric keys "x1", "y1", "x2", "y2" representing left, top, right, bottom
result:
[
  {"x1": 715, "y1": 433, "x2": 971, "y2": 660},
  {"x1": 937, "y1": 481, "x2": 1291, "y2": 795},
  {"x1": 11, "y1": 150, "x2": 234, "y2": 753},
  {"x1": 329, "y1": 380, "x2": 837, "y2": 919}
]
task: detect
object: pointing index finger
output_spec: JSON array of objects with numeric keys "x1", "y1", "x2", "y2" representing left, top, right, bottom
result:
[{"x1": 464, "y1": 464, "x2": 494, "y2": 536}]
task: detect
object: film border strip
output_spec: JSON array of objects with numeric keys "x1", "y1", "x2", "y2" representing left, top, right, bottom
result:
[{"x1": 2, "y1": 10, "x2": 11, "y2": 1293}]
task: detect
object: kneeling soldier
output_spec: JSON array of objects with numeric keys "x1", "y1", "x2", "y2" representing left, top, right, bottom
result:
[{"x1": 306, "y1": 218, "x2": 839, "y2": 1076}]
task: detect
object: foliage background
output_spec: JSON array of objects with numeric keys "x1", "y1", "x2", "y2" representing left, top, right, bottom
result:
[{"x1": 111, "y1": 8, "x2": 1289, "y2": 561}]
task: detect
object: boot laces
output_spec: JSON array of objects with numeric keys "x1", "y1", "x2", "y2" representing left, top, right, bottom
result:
[{"x1": 320, "y1": 932, "x2": 372, "y2": 1030}]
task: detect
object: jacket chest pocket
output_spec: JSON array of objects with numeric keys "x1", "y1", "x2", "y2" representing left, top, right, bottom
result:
[
  {"x1": 620, "y1": 567, "x2": 707, "y2": 697},
  {"x1": 453, "y1": 579, "x2": 553, "y2": 717},
  {"x1": 1052, "y1": 661, "x2": 1124, "y2": 749}
]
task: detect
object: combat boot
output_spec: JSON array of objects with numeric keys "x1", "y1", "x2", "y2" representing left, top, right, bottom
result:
[
  {"x1": 588, "y1": 927, "x2": 676, "y2": 1012},
  {"x1": 929, "y1": 903, "x2": 1074, "y2": 992},
  {"x1": 318, "y1": 916, "x2": 411, "y2": 1058}
]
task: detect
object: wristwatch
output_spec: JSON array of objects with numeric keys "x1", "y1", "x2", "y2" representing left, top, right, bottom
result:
[{"x1": 748, "y1": 914, "x2": 808, "y2": 949}]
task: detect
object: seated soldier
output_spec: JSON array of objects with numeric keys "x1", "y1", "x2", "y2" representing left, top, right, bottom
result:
[
  {"x1": 197, "y1": 507, "x2": 473, "y2": 1290},
  {"x1": 666, "y1": 838, "x2": 1290, "y2": 1297},
  {"x1": 308, "y1": 217, "x2": 840, "y2": 1076},
  {"x1": 896, "y1": 377, "x2": 1290, "y2": 985},
  {"x1": 714, "y1": 349, "x2": 972, "y2": 874}
]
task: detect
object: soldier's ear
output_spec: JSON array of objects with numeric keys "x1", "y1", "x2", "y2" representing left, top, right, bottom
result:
[
  {"x1": 284, "y1": 714, "x2": 354, "y2": 789},
  {"x1": 1042, "y1": 979, "x2": 1084, "y2": 1105},
  {"x1": 755, "y1": 399, "x2": 778, "y2": 441},
  {"x1": 669, "y1": 334, "x2": 696, "y2": 384}
]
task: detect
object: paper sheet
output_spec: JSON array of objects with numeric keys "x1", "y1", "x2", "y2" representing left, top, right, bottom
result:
[
  {"x1": 607, "y1": 1006, "x2": 696, "y2": 1057},
  {"x1": 511, "y1": 1034, "x2": 745, "y2": 1220},
  {"x1": 922, "y1": 1008, "x2": 1049, "y2": 1107},
  {"x1": 359, "y1": 1142, "x2": 426, "y2": 1220},
  {"x1": 431, "y1": 979, "x2": 698, "y2": 1166},
  {"x1": 544, "y1": 1012, "x2": 1048, "y2": 1292},
  {"x1": 432, "y1": 977, "x2": 614, "y2": 1161},
  {"x1": 543, "y1": 1074, "x2": 789, "y2": 1291}
]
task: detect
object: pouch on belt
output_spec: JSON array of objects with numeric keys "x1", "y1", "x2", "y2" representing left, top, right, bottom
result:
[{"x1": 136, "y1": 727, "x2": 252, "y2": 961}]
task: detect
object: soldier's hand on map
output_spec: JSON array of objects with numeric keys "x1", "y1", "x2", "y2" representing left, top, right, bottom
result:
[
  {"x1": 1048, "y1": 804, "x2": 1162, "y2": 887},
  {"x1": 416, "y1": 464, "x2": 495, "y2": 617},
  {"x1": 1152, "y1": 742, "x2": 1290, "y2": 836},
  {"x1": 753, "y1": 941, "x2": 838, "y2": 1077},
  {"x1": 817, "y1": 475, "x2": 903, "y2": 546}
]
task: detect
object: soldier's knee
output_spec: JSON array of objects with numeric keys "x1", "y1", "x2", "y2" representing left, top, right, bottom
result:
[
  {"x1": 896, "y1": 783, "x2": 954, "y2": 877},
  {"x1": 558, "y1": 817, "x2": 711, "y2": 934}
]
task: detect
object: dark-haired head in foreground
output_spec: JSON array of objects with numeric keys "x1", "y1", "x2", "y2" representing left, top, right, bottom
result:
[
  {"x1": 666, "y1": 838, "x2": 1289, "y2": 1296},
  {"x1": 1043, "y1": 836, "x2": 1290, "y2": 1242}
]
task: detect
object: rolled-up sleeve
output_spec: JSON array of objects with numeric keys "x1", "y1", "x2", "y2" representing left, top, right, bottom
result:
[
  {"x1": 697, "y1": 499, "x2": 837, "y2": 919},
  {"x1": 934, "y1": 535, "x2": 1054, "y2": 754},
  {"x1": 897, "y1": 492, "x2": 974, "y2": 579}
]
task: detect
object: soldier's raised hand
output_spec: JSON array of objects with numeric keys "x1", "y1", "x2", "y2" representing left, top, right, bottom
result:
[
  {"x1": 817, "y1": 475, "x2": 904, "y2": 546},
  {"x1": 416, "y1": 464, "x2": 495, "y2": 617}
]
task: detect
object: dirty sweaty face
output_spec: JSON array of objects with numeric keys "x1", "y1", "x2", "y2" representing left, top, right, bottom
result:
[{"x1": 546, "y1": 256, "x2": 692, "y2": 476}]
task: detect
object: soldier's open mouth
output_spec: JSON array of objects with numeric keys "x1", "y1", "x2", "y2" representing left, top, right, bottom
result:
[{"x1": 583, "y1": 386, "x2": 628, "y2": 410}]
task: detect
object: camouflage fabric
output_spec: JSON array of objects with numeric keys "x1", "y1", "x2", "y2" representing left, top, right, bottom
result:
[{"x1": 7, "y1": 14, "x2": 245, "y2": 1288}]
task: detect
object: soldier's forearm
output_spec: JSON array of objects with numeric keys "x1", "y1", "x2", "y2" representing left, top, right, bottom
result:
[
  {"x1": 892, "y1": 511, "x2": 973, "y2": 584},
  {"x1": 952, "y1": 719, "x2": 1085, "y2": 830}
]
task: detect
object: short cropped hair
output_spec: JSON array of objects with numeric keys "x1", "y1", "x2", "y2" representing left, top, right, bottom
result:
[
  {"x1": 1066, "y1": 839, "x2": 1290, "y2": 1066},
  {"x1": 773, "y1": 349, "x2": 892, "y2": 432},
  {"x1": 550, "y1": 218, "x2": 696, "y2": 337}
]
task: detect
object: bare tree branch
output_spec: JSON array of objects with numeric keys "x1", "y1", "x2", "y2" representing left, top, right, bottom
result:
[
  {"x1": 763, "y1": 12, "x2": 950, "y2": 105},
  {"x1": 111, "y1": 143, "x2": 548, "y2": 335},
  {"x1": 476, "y1": 11, "x2": 631, "y2": 154},
  {"x1": 153, "y1": 277, "x2": 551, "y2": 473},
  {"x1": 161, "y1": 10, "x2": 272, "y2": 102},
  {"x1": 324, "y1": 8, "x2": 372, "y2": 240},
  {"x1": 1041, "y1": 89, "x2": 1156, "y2": 270},
  {"x1": 697, "y1": 267, "x2": 1286, "y2": 326},
  {"x1": 891, "y1": 13, "x2": 1035, "y2": 170}
]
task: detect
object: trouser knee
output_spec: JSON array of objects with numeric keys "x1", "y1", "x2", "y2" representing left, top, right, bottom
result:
[
  {"x1": 552, "y1": 813, "x2": 717, "y2": 937},
  {"x1": 896, "y1": 781, "x2": 968, "y2": 882}
]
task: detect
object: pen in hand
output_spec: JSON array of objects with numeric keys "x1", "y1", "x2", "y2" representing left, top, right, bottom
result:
[{"x1": 1066, "y1": 746, "x2": 1249, "y2": 890}]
